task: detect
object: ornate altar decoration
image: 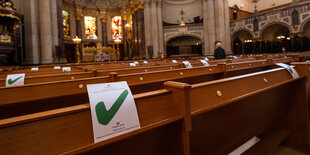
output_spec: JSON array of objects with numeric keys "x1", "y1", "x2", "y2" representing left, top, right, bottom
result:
[
  {"x1": 82, "y1": 42, "x2": 116, "y2": 62},
  {"x1": 112, "y1": 16, "x2": 122, "y2": 40},
  {"x1": 0, "y1": 0, "x2": 23, "y2": 65},
  {"x1": 63, "y1": 10, "x2": 70, "y2": 37}
]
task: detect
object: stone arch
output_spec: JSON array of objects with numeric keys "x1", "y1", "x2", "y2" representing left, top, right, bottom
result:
[
  {"x1": 299, "y1": 16, "x2": 310, "y2": 33},
  {"x1": 231, "y1": 28, "x2": 255, "y2": 39},
  {"x1": 165, "y1": 33, "x2": 203, "y2": 45},
  {"x1": 258, "y1": 22, "x2": 293, "y2": 38}
]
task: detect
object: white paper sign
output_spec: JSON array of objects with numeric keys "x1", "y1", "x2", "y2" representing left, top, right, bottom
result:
[
  {"x1": 31, "y1": 67, "x2": 39, "y2": 71},
  {"x1": 276, "y1": 63, "x2": 299, "y2": 79},
  {"x1": 200, "y1": 60, "x2": 209, "y2": 66},
  {"x1": 54, "y1": 66, "x2": 61, "y2": 70},
  {"x1": 6, "y1": 73, "x2": 25, "y2": 87},
  {"x1": 143, "y1": 61, "x2": 148, "y2": 64},
  {"x1": 129, "y1": 63, "x2": 136, "y2": 67},
  {"x1": 172, "y1": 60, "x2": 177, "y2": 63},
  {"x1": 183, "y1": 61, "x2": 192, "y2": 68},
  {"x1": 233, "y1": 56, "x2": 238, "y2": 59},
  {"x1": 134, "y1": 61, "x2": 139, "y2": 64},
  {"x1": 204, "y1": 57, "x2": 209, "y2": 61},
  {"x1": 87, "y1": 81, "x2": 140, "y2": 143},
  {"x1": 62, "y1": 67, "x2": 71, "y2": 72}
]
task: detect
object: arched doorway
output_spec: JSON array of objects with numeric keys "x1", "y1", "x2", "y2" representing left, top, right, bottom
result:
[
  {"x1": 261, "y1": 24, "x2": 291, "y2": 53},
  {"x1": 166, "y1": 36, "x2": 202, "y2": 57},
  {"x1": 231, "y1": 30, "x2": 253, "y2": 55},
  {"x1": 302, "y1": 20, "x2": 310, "y2": 51}
]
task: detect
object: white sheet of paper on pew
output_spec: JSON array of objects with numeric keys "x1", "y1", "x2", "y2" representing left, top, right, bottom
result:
[
  {"x1": 183, "y1": 61, "x2": 193, "y2": 68},
  {"x1": 134, "y1": 61, "x2": 139, "y2": 64},
  {"x1": 276, "y1": 63, "x2": 299, "y2": 79},
  {"x1": 172, "y1": 60, "x2": 177, "y2": 63},
  {"x1": 54, "y1": 66, "x2": 61, "y2": 70},
  {"x1": 6, "y1": 73, "x2": 25, "y2": 87},
  {"x1": 31, "y1": 67, "x2": 39, "y2": 71},
  {"x1": 62, "y1": 67, "x2": 71, "y2": 72},
  {"x1": 129, "y1": 63, "x2": 136, "y2": 67},
  {"x1": 143, "y1": 61, "x2": 148, "y2": 64},
  {"x1": 204, "y1": 57, "x2": 209, "y2": 61},
  {"x1": 200, "y1": 60, "x2": 209, "y2": 67},
  {"x1": 87, "y1": 81, "x2": 140, "y2": 143}
]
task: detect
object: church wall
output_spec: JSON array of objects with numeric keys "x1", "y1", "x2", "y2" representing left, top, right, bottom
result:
[{"x1": 162, "y1": 0, "x2": 202, "y2": 24}]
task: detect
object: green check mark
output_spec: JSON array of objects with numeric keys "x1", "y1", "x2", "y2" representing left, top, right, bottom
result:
[
  {"x1": 95, "y1": 89, "x2": 129, "y2": 125},
  {"x1": 8, "y1": 76, "x2": 23, "y2": 85}
]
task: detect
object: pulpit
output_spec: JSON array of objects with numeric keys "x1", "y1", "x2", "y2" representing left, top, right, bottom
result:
[{"x1": 0, "y1": 0, "x2": 23, "y2": 65}]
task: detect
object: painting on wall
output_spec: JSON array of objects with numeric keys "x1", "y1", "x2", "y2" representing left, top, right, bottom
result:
[
  {"x1": 63, "y1": 10, "x2": 70, "y2": 37},
  {"x1": 112, "y1": 16, "x2": 122, "y2": 40},
  {"x1": 84, "y1": 16, "x2": 98, "y2": 39}
]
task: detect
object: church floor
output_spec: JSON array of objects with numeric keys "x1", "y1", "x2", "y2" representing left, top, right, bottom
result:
[{"x1": 269, "y1": 146, "x2": 307, "y2": 155}]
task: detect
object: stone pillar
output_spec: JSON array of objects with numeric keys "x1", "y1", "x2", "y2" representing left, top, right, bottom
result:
[
  {"x1": 214, "y1": 0, "x2": 225, "y2": 47},
  {"x1": 224, "y1": 0, "x2": 232, "y2": 54},
  {"x1": 151, "y1": 0, "x2": 159, "y2": 58},
  {"x1": 157, "y1": 1, "x2": 164, "y2": 56},
  {"x1": 207, "y1": 0, "x2": 216, "y2": 55},
  {"x1": 144, "y1": 1, "x2": 152, "y2": 58},
  {"x1": 202, "y1": 0, "x2": 209, "y2": 55},
  {"x1": 24, "y1": 0, "x2": 40, "y2": 64},
  {"x1": 39, "y1": 0, "x2": 54, "y2": 64}
]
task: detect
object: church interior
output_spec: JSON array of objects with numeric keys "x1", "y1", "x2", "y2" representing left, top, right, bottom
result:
[{"x1": 1, "y1": 0, "x2": 310, "y2": 154}]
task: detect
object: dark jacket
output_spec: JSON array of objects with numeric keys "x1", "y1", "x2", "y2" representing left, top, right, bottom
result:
[{"x1": 214, "y1": 47, "x2": 226, "y2": 59}]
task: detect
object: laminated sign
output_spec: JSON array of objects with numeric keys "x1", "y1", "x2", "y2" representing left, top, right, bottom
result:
[
  {"x1": 172, "y1": 60, "x2": 177, "y2": 63},
  {"x1": 87, "y1": 81, "x2": 140, "y2": 143},
  {"x1": 200, "y1": 60, "x2": 209, "y2": 66},
  {"x1": 276, "y1": 63, "x2": 299, "y2": 79},
  {"x1": 183, "y1": 61, "x2": 192, "y2": 68},
  {"x1": 129, "y1": 63, "x2": 136, "y2": 67},
  {"x1": 62, "y1": 67, "x2": 71, "y2": 72},
  {"x1": 6, "y1": 73, "x2": 25, "y2": 87}
]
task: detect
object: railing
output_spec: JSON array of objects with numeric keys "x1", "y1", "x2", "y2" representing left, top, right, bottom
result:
[
  {"x1": 231, "y1": 1, "x2": 310, "y2": 25},
  {"x1": 163, "y1": 23, "x2": 203, "y2": 33}
]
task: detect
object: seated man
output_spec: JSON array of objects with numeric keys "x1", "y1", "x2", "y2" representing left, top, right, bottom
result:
[{"x1": 214, "y1": 41, "x2": 226, "y2": 59}]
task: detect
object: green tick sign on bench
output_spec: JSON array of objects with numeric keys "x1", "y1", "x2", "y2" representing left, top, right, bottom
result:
[
  {"x1": 6, "y1": 73, "x2": 25, "y2": 87},
  {"x1": 87, "y1": 81, "x2": 140, "y2": 143}
]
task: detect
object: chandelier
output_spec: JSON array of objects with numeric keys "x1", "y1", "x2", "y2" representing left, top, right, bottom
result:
[
  {"x1": 252, "y1": 0, "x2": 259, "y2": 13},
  {"x1": 179, "y1": 9, "x2": 186, "y2": 26}
]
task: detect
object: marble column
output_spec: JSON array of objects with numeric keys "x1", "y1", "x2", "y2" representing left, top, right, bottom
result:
[
  {"x1": 151, "y1": 0, "x2": 159, "y2": 58},
  {"x1": 214, "y1": 0, "x2": 225, "y2": 47},
  {"x1": 202, "y1": 0, "x2": 209, "y2": 55},
  {"x1": 144, "y1": 1, "x2": 152, "y2": 58},
  {"x1": 207, "y1": 0, "x2": 216, "y2": 55},
  {"x1": 51, "y1": 0, "x2": 58, "y2": 62},
  {"x1": 157, "y1": 1, "x2": 164, "y2": 56},
  {"x1": 56, "y1": 0, "x2": 65, "y2": 60},
  {"x1": 122, "y1": 19, "x2": 128, "y2": 57},
  {"x1": 24, "y1": 0, "x2": 40, "y2": 64},
  {"x1": 39, "y1": 0, "x2": 54, "y2": 64},
  {"x1": 224, "y1": 0, "x2": 232, "y2": 54},
  {"x1": 101, "y1": 20, "x2": 108, "y2": 47}
]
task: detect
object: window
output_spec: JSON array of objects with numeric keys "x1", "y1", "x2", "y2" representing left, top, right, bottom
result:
[
  {"x1": 84, "y1": 16, "x2": 98, "y2": 39},
  {"x1": 112, "y1": 16, "x2": 122, "y2": 39},
  {"x1": 62, "y1": 10, "x2": 70, "y2": 37}
]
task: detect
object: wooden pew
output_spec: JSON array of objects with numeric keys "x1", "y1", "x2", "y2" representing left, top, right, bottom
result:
[
  {"x1": 0, "y1": 59, "x2": 286, "y2": 119},
  {"x1": 0, "y1": 71, "x2": 96, "y2": 87},
  {"x1": 0, "y1": 88, "x2": 189, "y2": 155},
  {"x1": 186, "y1": 62, "x2": 310, "y2": 154},
  {"x1": 0, "y1": 63, "x2": 308, "y2": 154}
]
